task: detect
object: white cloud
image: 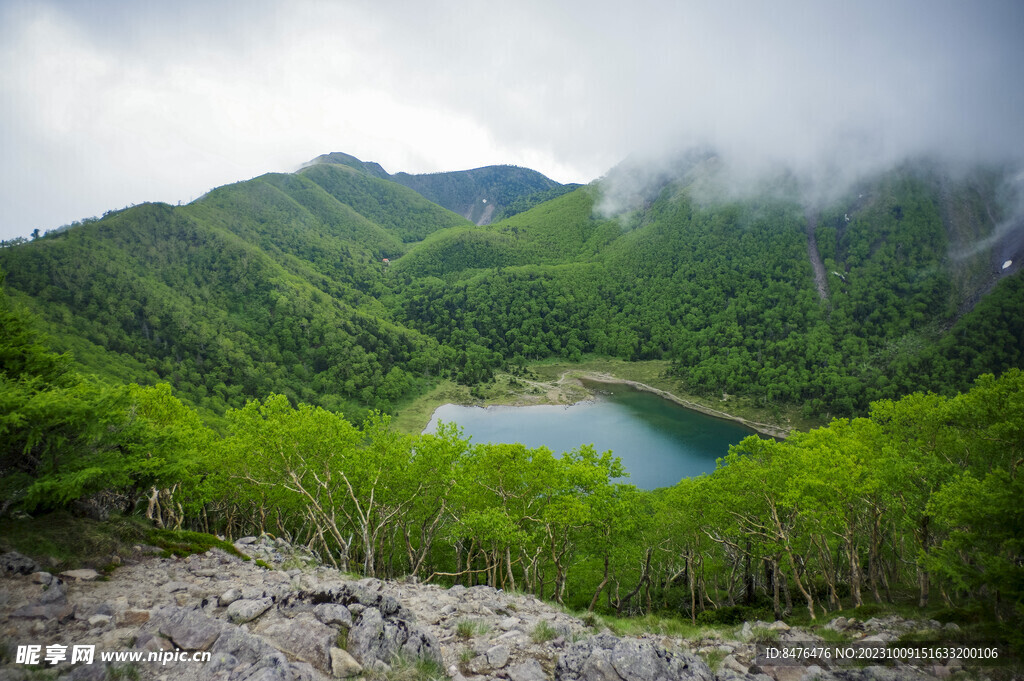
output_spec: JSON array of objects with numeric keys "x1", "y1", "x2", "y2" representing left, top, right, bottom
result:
[{"x1": 1, "y1": 0, "x2": 1022, "y2": 239}]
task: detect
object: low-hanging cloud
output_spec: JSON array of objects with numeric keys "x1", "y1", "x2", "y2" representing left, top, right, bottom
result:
[{"x1": 1, "y1": 0, "x2": 1022, "y2": 239}]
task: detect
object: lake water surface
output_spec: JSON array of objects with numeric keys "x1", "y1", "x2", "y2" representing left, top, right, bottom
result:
[{"x1": 424, "y1": 380, "x2": 755, "y2": 489}]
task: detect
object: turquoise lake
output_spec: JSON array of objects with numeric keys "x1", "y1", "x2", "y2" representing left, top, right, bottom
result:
[{"x1": 424, "y1": 380, "x2": 757, "y2": 489}]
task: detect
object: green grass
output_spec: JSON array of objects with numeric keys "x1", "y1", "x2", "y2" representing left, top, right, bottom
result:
[
  {"x1": 746, "y1": 626, "x2": 780, "y2": 644},
  {"x1": 816, "y1": 627, "x2": 854, "y2": 644},
  {"x1": 0, "y1": 511, "x2": 247, "y2": 572},
  {"x1": 703, "y1": 649, "x2": 726, "y2": 672},
  {"x1": 455, "y1": 619, "x2": 491, "y2": 639},
  {"x1": 364, "y1": 655, "x2": 447, "y2": 681},
  {"x1": 584, "y1": 612, "x2": 720, "y2": 640},
  {"x1": 531, "y1": 621, "x2": 558, "y2": 643},
  {"x1": 0, "y1": 512, "x2": 150, "y2": 571},
  {"x1": 146, "y1": 528, "x2": 247, "y2": 560}
]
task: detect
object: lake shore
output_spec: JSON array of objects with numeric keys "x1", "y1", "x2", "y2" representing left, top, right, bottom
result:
[
  {"x1": 395, "y1": 361, "x2": 793, "y2": 439},
  {"x1": 573, "y1": 372, "x2": 790, "y2": 439}
]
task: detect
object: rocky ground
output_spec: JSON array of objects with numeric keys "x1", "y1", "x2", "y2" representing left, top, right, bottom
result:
[{"x1": 0, "y1": 538, "x2": 987, "y2": 681}]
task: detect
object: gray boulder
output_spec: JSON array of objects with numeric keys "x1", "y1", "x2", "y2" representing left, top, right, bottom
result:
[
  {"x1": 226, "y1": 597, "x2": 273, "y2": 623},
  {"x1": 1, "y1": 551, "x2": 38, "y2": 576},
  {"x1": 260, "y1": 613, "x2": 337, "y2": 672},
  {"x1": 347, "y1": 606, "x2": 441, "y2": 667},
  {"x1": 557, "y1": 634, "x2": 713, "y2": 681}
]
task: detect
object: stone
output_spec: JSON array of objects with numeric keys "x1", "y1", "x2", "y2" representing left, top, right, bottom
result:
[
  {"x1": 163, "y1": 581, "x2": 191, "y2": 592},
  {"x1": 205, "y1": 652, "x2": 238, "y2": 674},
  {"x1": 68, "y1": 663, "x2": 108, "y2": 681},
  {"x1": 498, "y1": 616, "x2": 521, "y2": 630},
  {"x1": 152, "y1": 605, "x2": 227, "y2": 651},
  {"x1": 581, "y1": 649, "x2": 621, "y2": 681},
  {"x1": 87, "y1": 614, "x2": 112, "y2": 627},
  {"x1": 10, "y1": 604, "x2": 75, "y2": 622},
  {"x1": 329, "y1": 646, "x2": 363, "y2": 678},
  {"x1": 260, "y1": 613, "x2": 337, "y2": 672},
  {"x1": 226, "y1": 597, "x2": 273, "y2": 624},
  {"x1": 60, "y1": 569, "x2": 101, "y2": 581},
  {"x1": 37, "y1": 580, "x2": 67, "y2": 606},
  {"x1": 213, "y1": 586, "x2": 240, "y2": 606},
  {"x1": 313, "y1": 603, "x2": 353, "y2": 627},
  {"x1": 30, "y1": 571, "x2": 53, "y2": 585},
  {"x1": 120, "y1": 609, "x2": 151, "y2": 625},
  {"x1": 1, "y1": 551, "x2": 39, "y2": 576},
  {"x1": 507, "y1": 658, "x2": 547, "y2": 681},
  {"x1": 722, "y1": 654, "x2": 748, "y2": 674},
  {"x1": 485, "y1": 644, "x2": 510, "y2": 668}
]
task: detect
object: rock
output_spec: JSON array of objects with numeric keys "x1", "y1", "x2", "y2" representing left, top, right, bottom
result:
[
  {"x1": 496, "y1": 615, "x2": 518, "y2": 630},
  {"x1": 37, "y1": 580, "x2": 67, "y2": 605},
  {"x1": 152, "y1": 605, "x2": 227, "y2": 651},
  {"x1": 60, "y1": 569, "x2": 101, "y2": 581},
  {"x1": 119, "y1": 609, "x2": 151, "y2": 625},
  {"x1": 508, "y1": 658, "x2": 548, "y2": 681},
  {"x1": 347, "y1": 606, "x2": 441, "y2": 667},
  {"x1": 581, "y1": 649, "x2": 621, "y2": 681},
  {"x1": 9, "y1": 604, "x2": 75, "y2": 622},
  {"x1": 30, "y1": 571, "x2": 53, "y2": 585},
  {"x1": 722, "y1": 654, "x2": 748, "y2": 674},
  {"x1": 87, "y1": 614, "x2": 112, "y2": 627},
  {"x1": 557, "y1": 636, "x2": 713, "y2": 681},
  {"x1": 313, "y1": 603, "x2": 353, "y2": 627},
  {"x1": 68, "y1": 663, "x2": 108, "y2": 681},
  {"x1": 163, "y1": 580, "x2": 191, "y2": 592},
  {"x1": 260, "y1": 614, "x2": 337, "y2": 672},
  {"x1": 206, "y1": 652, "x2": 239, "y2": 674},
  {"x1": 1, "y1": 551, "x2": 39, "y2": 576},
  {"x1": 236, "y1": 536, "x2": 259, "y2": 545},
  {"x1": 329, "y1": 647, "x2": 363, "y2": 678},
  {"x1": 486, "y1": 644, "x2": 510, "y2": 668},
  {"x1": 226, "y1": 597, "x2": 273, "y2": 623}
]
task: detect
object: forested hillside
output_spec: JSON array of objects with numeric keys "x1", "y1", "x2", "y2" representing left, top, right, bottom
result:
[
  {"x1": 0, "y1": 162, "x2": 495, "y2": 418},
  {"x1": 310, "y1": 151, "x2": 563, "y2": 224},
  {"x1": 389, "y1": 160, "x2": 1024, "y2": 419},
  {"x1": 0, "y1": 154, "x2": 1021, "y2": 423},
  {"x1": 2, "y1": 285, "x2": 1021, "y2": 639},
  {"x1": 2, "y1": 152, "x2": 1023, "y2": 651}
]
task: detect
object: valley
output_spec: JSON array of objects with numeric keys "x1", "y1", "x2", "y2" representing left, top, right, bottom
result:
[{"x1": 1, "y1": 151, "x2": 1023, "y2": 677}]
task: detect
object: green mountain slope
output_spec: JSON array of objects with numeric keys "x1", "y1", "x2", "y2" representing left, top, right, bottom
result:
[
  {"x1": 0, "y1": 164, "x2": 487, "y2": 418},
  {"x1": 310, "y1": 152, "x2": 561, "y2": 225},
  {"x1": 0, "y1": 153, "x2": 1020, "y2": 423},
  {"x1": 388, "y1": 160, "x2": 1024, "y2": 417}
]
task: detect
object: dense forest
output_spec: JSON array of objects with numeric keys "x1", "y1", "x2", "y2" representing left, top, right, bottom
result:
[
  {"x1": 1, "y1": 155, "x2": 1020, "y2": 424},
  {"x1": 2, "y1": 283, "x2": 1021, "y2": 640},
  {"x1": 1, "y1": 152, "x2": 1023, "y2": 644}
]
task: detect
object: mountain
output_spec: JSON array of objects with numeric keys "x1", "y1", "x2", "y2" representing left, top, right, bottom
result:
[
  {"x1": 309, "y1": 152, "x2": 565, "y2": 224},
  {"x1": 0, "y1": 162, "x2": 491, "y2": 418},
  {"x1": 0, "y1": 152, "x2": 1021, "y2": 422}
]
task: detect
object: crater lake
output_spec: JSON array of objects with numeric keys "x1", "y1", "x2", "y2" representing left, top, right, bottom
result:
[{"x1": 424, "y1": 380, "x2": 757, "y2": 489}]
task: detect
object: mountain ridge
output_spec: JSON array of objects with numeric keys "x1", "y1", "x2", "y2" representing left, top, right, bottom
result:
[
  {"x1": 308, "y1": 152, "x2": 563, "y2": 225},
  {"x1": 0, "y1": 152, "x2": 1021, "y2": 423}
]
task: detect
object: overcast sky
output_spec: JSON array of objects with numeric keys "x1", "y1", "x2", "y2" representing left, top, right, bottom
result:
[{"x1": 1, "y1": 0, "x2": 1022, "y2": 240}]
